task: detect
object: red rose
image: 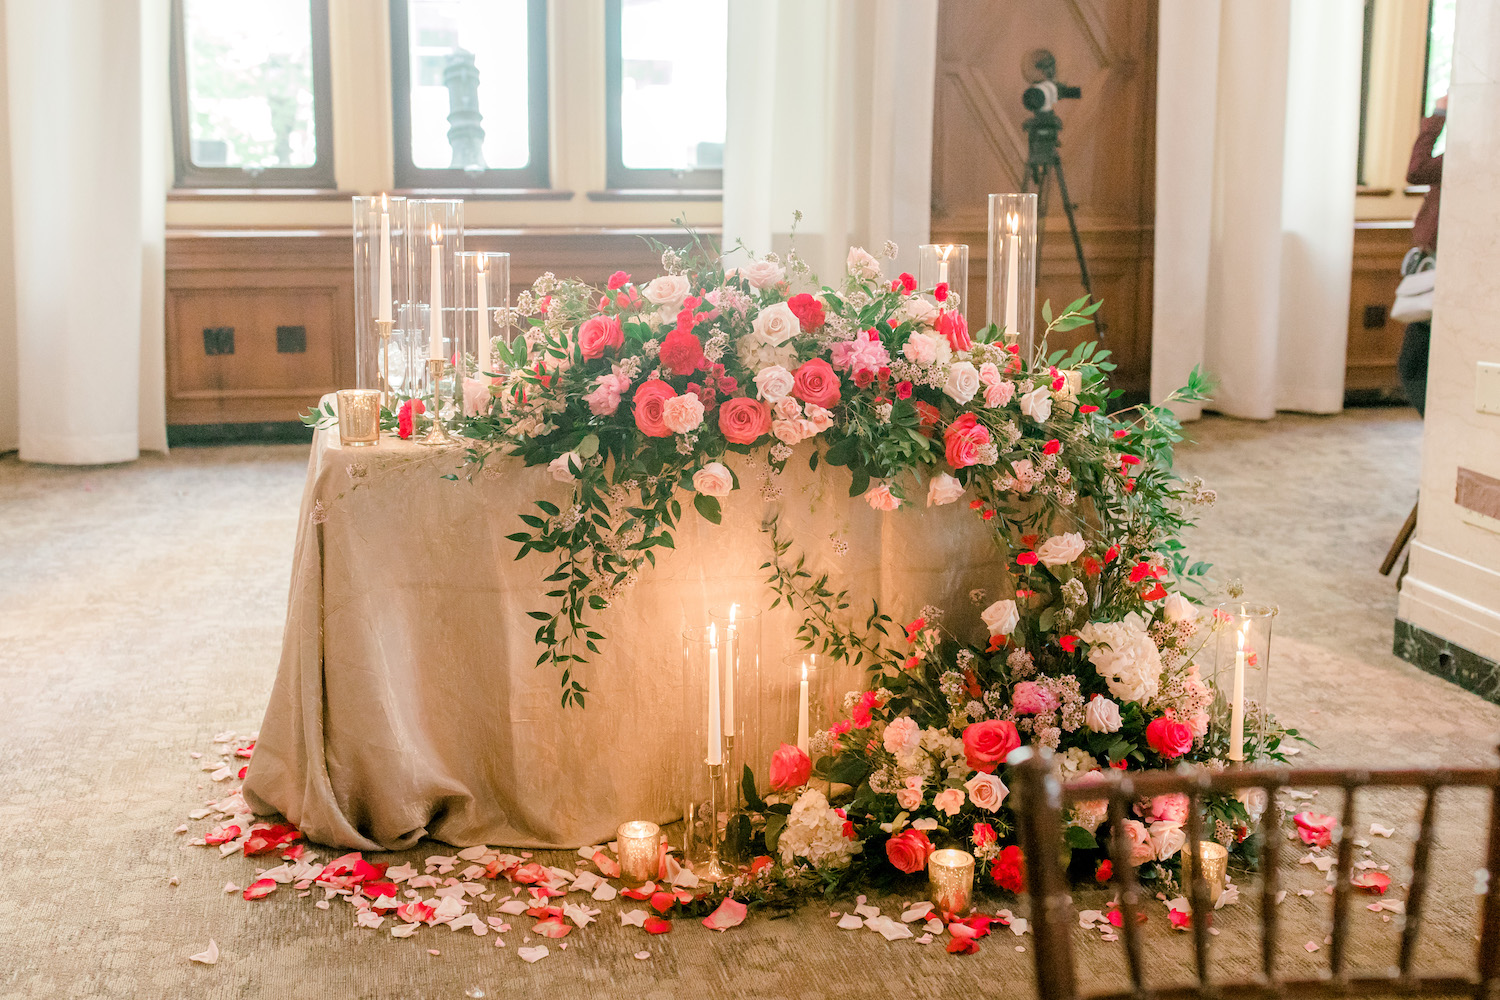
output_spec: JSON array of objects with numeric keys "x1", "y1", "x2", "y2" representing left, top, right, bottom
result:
[
  {"x1": 718, "y1": 396, "x2": 772, "y2": 445},
  {"x1": 912, "y1": 400, "x2": 941, "y2": 435},
  {"x1": 943, "y1": 412, "x2": 992, "y2": 469},
  {"x1": 962, "y1": 719, "x2": 1021, "y2": 774},
  {"x1": 658, "y1": 329, "x2": 705, "y2": 376},
  {"x1": 1095, "y1": 860, "x2": 1113, "y2": 883},
  {"x1": 607, "y1": 270, "x2": 631, "y2": 290},
  {"x1": 786, "y1": 292, "x2": 826, "y2": 332},
  {"x1": 632, "y1": 379, "x2": 677, "y2": 438},
  {"x1": 396, "y1": 398, "x2": 426, "y2": 439},
  {"x1": 936, "y1": 309, "x2": 971, "y2": 351},
  {"x1": 1293, "y1": 811, "x2": 1336, "y2": 848},
  {"x1": 578, "y1": 315, "x2": 624, "y2": 360},
  {"x1": 898, "y1": 272, "x2": 917, "y2": 293},
  {"x1": 934, "y1": 281, "x2": 949, "y2": 302},
  {"x1": 885, "y1": 828, "x2": 934, "y2": 874},
  {"x1": 896, "y1": 381, "x2": 913, "y2": 400},
  {"x1": 1145, "y1": 714, "x2": 1194, "y2": 759},
  {"x1": 971, "y1": 822, "x2": 998, "y2": 848},
  {"x1": 769, "y1": 742, "x2": 812, "y2": 790},
  {"x1": 791, "y1": 358, "x2": 841, "y2": 408},
  {"x1": 990, "y1": 844, "x2": 1026, "y2": 893},
  {"x1": 748, "y1": 855, "x2": 774, "y2": 876}
]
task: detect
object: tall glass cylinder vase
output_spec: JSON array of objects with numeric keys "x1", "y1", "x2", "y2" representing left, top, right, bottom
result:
[
  {"x1": 352, "y1": 195, "x2": 408, "y2": 400},
  {"x1": 777, "y1": 652, "x2": 830, "y2": 763},
  {"x1": 708, "y1": 604, "x2": 760, "y2": 816},
  {"x1": 682, "y1": 625, "x2": 735, "y2": 880},
  {"x1": 1210, "y1": 601, "x2": 1275, "y2": 763},
  {"x1": 455, "y1": 251, "x2": 510, "y2": 420},
  {"x1": 406, "y1": 199, "x2": 464, "y2": 407},
  {"x1": 986, "y1": 193, "x2": 1038, "y2": 359},
  {"x1": 918, "y1": 243, "x2": 969, "y2": 332}
]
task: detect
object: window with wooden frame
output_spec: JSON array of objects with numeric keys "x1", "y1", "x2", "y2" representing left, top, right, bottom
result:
[
  {"x1": 170, "y1": 0, "x2": 335, "y2": 189},
  {"x1": 604, "y1": 0, "x2": 726, "y2": 193},
  {"x1": 390, "y1": 0, "x2": 550, "y2": 192}
]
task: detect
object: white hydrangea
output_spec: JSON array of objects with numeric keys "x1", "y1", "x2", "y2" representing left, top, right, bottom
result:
[
  {"x1": 1078, "y1": 613, "x2": 1163, "y2": 704},
  {"x1": 777, "y1": 788, "x2": 860, "y2": 869},
  {"x1": 1057, "y1": 747, "x2": 1099, "y2": 777}
]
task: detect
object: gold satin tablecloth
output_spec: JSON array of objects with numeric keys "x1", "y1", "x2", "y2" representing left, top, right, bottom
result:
[{"x1": 243, "y1": 428, "x2": 1003, "y2": 850}]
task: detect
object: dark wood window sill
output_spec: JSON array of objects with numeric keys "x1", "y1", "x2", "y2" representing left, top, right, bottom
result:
[
  {"x1": 1356, "y1": 186, "x2": 1394, "y2": 197},
  {"x1": 586, "y1": 189, "x2": 722, "y2": 202},
  {"x1": 169, "y1": 188, "x2": 356, "y2": 202},
  {"x1": 392, "y1": 188, "x2": 575, "y2": 201}
]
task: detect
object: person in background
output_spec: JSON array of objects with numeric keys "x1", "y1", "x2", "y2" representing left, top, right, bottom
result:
[{"x1": 1396, "y1": 94, "x2": 1445, "y2": 416}]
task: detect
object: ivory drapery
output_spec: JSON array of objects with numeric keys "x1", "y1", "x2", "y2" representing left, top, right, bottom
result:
[
  {"x1": 1, "y1": 0, "x2": 167, "y2": 462},
  {"x1": 722, "y1": 0, "x2": 938, "y2": 281},
  {"x1": 1152, "y1": 0, "x2": 1363, "y2": 420}
]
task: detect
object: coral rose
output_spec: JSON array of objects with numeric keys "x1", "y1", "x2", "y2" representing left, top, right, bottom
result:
[
  {"x1": 786, "y1": 292, "x2": 826, "y2": 331},
  {"x1": 717, "y1": 397, "x2": 772, "y2": 445},
  {"x1": 769, "y1": 743, "x2": 812, "y2": 791},
  {"x1": 577, "y1": 315, "x2": 623, "y2": 360},
  {"x1": 884, "y1": 828, "x2": 934, "y2": 874},
  {"x1": 990, "y1": 845, "x2": 1026, "y2": 893},
  {"x1": 943, "y1": 413, "x2": 991, "y2": 469},
  {"x1": 936, "y1": 309, "x2": 972, "y2": 351},
  {"x1": 1145, "y1": 714, "x2": 1194, "y2": 759},
  {"x1": 791, "y1": 358, "x2": 841, "y2": 408},
  {"x1": 632, "y1": 379, "x2": 677, "y2": 438},
  {"x1": 962, "y1": 719, "x2": 1021, "y2": 774}
]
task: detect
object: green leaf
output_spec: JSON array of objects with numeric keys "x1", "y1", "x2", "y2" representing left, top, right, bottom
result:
[
  {"x1": 577, "y1": 433, "x2": 600, "y2": 459},
  {"x1": 1064, "y1": 825, "x2": 1098, "y2": 850},
  {"x1": 742, "y1": 765, "x2": 766, "y2": 812},
  {"x1": 764, "y1": 811, "x2": 787, "y2": 854},
  {"x1": 693, "y1": 493, "x2": 722, "y2": 524}
]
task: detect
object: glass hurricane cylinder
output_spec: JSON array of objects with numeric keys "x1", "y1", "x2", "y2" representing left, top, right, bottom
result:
[
  {"x1": 352, "y1": 195, "x2": 409, "y2": 400},
  {"x1": 986, "y1": 193, "x2": 1039, "y2": 358},
  {"x1": 708, "y1": 603, "x2": 760, "y2": 805},
  {"x1": 777, "y1": 652, "x2": 830, "y2": 762},
  {"x1": 918, "y1": 243, "x2": 969, "y2": 330},
  {"x1": 1211, "y1": 601, "x2": 1276, "y2": 763},
  {"x1": 681, "y1": 625, "x2": 735, "y2": 879},
  {"x1": 406, "y1": 199, "x2": 464, "y2": 403},
  {"x1": 454, "y1": 251, "x2": 510, "y2": 420}
]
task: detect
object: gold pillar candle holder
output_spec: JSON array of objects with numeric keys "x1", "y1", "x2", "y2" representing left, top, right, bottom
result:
[
  {"x1": 375, "y1": 319, "x2": 396, "y2": 408},
  {"x1": 616, "y1": 821, "x2": 661, "y2": 884},
  {"x1": 335, "y1": 389, "x2": 381, "y2": 447},
  {"x1": 1182, "y1": 840, "x2": 1229, "y2": 904},
  {"x1": 418, "y1": 358, "x2": 453, "y2": 446},
  {"x1": 928, "y1": 848, "x2": 976, "y2": 916}
]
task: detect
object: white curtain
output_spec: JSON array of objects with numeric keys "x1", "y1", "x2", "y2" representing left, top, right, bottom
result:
[
  {"x1": 1153, "y1": 0, "x2": 1363, "y2": 420},
  {"x1": 722, "y1": 0, "x2": 938, "y2": 281},
  {"x1": 1, "y1": 0, "x2": 167, "y2": 463}
]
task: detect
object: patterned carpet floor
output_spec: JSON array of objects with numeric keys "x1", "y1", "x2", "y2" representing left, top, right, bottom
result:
[{"x1": 1, "y1": 407, "x2": 1497, "y2": 1000}]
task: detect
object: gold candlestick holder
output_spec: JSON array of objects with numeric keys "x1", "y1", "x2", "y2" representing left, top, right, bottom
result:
[
  {"x1": 698, "y1": 762, "x2": 729, "y2": 883},
  {"x1": 375, "y1": 318, "x2": 395, "y2": 408},
  {"x1": 418, "y1": 357, "x2": 453, "y2": 446}
]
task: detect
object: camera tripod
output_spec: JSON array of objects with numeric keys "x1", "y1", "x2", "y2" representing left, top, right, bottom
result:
[{"x1": 1020, "y1": 108, "x2": 1106, "y2": 338}]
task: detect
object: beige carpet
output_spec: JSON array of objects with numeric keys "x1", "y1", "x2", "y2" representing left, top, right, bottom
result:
[{"x1": 1, "y1": 408, "x2": 1496, "y2": 1000}]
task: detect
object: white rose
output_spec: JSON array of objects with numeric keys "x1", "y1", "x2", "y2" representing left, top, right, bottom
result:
[
  {"x1": 641, "y1": 274, "x2": 691, "y2": 310},
  {"x1": 1078, "y1": 617, "x2": 1163, "y2": 704},
  {"x1": 846, "y1": 245, "x2": 882, "y2": 281},
  {"x1": 1085, "y1": 695, "x2": 1122, "y2": 733},
  {"x1": 548, "y1": 451, "x2": 580, "y2": 483},
  {"x1": 1162, "y1": 593, "x2": 1195, "y2": 622},
  {"x1": 943, "y1": 361, "x2": 981, "y2": 404},
  {"x1": 926, "y1": 472, "x2": 964, "y2": 507},
  {"x1": 1036, "y1": 532, "x2": 1086, "y2": 566},
  {"x1": 964, "y1": 772, "x2": 1009, "y2": 812},
  {"x1": 1019, "y1": 385, "x2": 1053, "y2": 423},
  {"x1": 1149, "y1": 821, "x2": 1186, "y2": 862},
  {"x1": 692, "y1": 462, "x2": 733, "y2": 497},
  {"x1": 751, "y1": 301, "x2": 801, "y2": 346},
  {"x1": 742, "y1": 259, "x2": 786, "y2": 290},
  {"x1": 753, "y1": 364, "x2": 795, "y2": 402},
  {"x1": 898, "y1": 295, "x2": 940, "y2": 328},
  {"x1": 661, "y1": 393, "x2": 705, "y2": 435},
  {"x1": 883, "y1": 715, "x2": 921, "y2": 756},
  {"x1": 1237, "y1": 786, "x2": 1269, "y2": 825},
  {"x1": 981, "y1": 598, "x2": 1019, "y2": 637}
]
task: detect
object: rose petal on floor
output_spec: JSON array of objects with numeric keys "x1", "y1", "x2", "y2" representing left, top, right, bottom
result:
[{"x1": 188, "y1": 940, "x2": 219, "y2": 965}]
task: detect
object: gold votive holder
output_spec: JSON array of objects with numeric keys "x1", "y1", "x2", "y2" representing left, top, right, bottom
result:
[
  {"x1": 616, "y1": 820, "x2": 661, "y2": 884},
  {"x1": 928, "y1": 848, "x2": 976, "y2": 916},
  {"x1": 336, "y1": 389, "x2": 381, "y2": 447},
  {"x1": 1182, "y1": 840, "x2": 1229, "y2": 904}
]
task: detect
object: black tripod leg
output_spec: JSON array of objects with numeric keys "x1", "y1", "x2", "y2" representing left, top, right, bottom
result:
[
  {"x1": 1049, "y1": 158, "x2": 1105, "y2": 338},
  {"x1": 1027, "y1": 164, "x2": 1049, "y2": 269}
]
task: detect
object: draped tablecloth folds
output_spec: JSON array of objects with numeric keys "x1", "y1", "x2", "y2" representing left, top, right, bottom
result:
[{"x1": 243, "y1": 427, "x2": 1003, "y2": 851}]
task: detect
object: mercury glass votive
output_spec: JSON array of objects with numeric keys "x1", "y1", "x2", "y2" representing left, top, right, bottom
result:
[
  {"x1": 336, "y1": 389, "x2": 381, "y2": 447},
  {"x1": 928, "y1": 848, "x2": 976, "y2": 915},
  {"x1": 1182, "y1": 840, "x2": 1229, "y2": 904},
  {"x1": 616, "y1": 820, "x2": 661, "y2": 884}
]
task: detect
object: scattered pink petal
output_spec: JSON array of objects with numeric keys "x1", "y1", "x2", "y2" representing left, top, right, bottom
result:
[
  {"x1": 426, "y1": 949, "x2": 440, "y2": 956},
  {"x1": 644, "y1": 916, "x2": 672, "y2": 934},
  {"x1": 947, "y1": 936, "x2": 980, "y2": 955},
  {"x1": 1351, "y1": 871, "x2": 1391, "y2": 894},
  {"x1": 1305, "y1": 941, "x2": 1320, "y2": 953},
  {"x1": 702, "y1": 897, "x2": 748, "y2": 931},
  {"x1": 242, "y1": 879, "x2": 277, "y2": 901},
  {"x1": 1169, "y1": 909, "x2": 1192, "y2": 931},
  {"x1": 649, "y1": 891, "x2": 677, "y2": 915},
  {"x1": 634, "y1": 950, "x2": 651, "y2": 960},
  {"x1": 188, "y1": 939, "x2": 219, "y2": 964},
  {"x1": 517, "y1": 945, "x2": 548, "y2": 963},
  {"x1": 204, "y1": 824, "x2": 241, "y2": 846},
  {"x1": 243, "y1": 823, "x2": 301, "y2": 857},
  {"x1": 533, "y1": 917, "x2": 571, "y2": 939},
  {"x1": 592, "y1": 851, "x2": 621, "y2": 878},
  {"x1": 1293, "y1": 812, "x2": 1337, "y2": 848}
]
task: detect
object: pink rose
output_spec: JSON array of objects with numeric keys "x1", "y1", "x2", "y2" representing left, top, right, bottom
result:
[
  {"x1": 691, "y1": 462, "x2": 733, "y2": 497},
  {"x1": 1139, "y1": 793, "x2": 1190, "y2": 825},
  {"x1": 979, "y1": 362, "x2": 1015, "y2": 408},
  {"x1": 717, "y1": 397, "x2": 772, "y2": 445},
  {"x1": 1121, "y1": 819, "x2": 1156, "y2": 866},
  {"x1": 943, "y1": 413, "x2": 991, "y2": 469},
  {"x1": 884, "y1": 828, "x2": 934, "y2": 874},
  {"x1": 962, "y1": 719, "x2": 1021, "y2": 774},
  {"x1": 896, "y1": 776, "x2": 924, "y2": 811},
  {"x1": 577, "y1": 315, "x2": 623, "y2": 360},
  {"x1": 863, "y1": 482, "x2": 901, "y2": 511},
  {"x1": 632, "y1": 379, "x2": 677, "y2": 438},
  {"x1": 1011, "y1": 681, "x2": 1060, "y2": 716},
  {"x1": 934, "y1": 788, "x2": 965, "y2": 817},
  {"x1": 769, "y1": 743, "x2": 811, "y2": 791},
  {"x1": 791, "y1": 358, "x2": 841, "y2": 408},
  {"x1": 803, "y1": 403, "x2": 835, "y2": 433},
  {"x1": 1293, "y1": 811, "x2": 1336, "y2": 848},
  {"x1": 964, "y1": 772, "x2": 1009, "y2": 812},
  {"x1": 1145, "y1": 714, "x2": 1194, "y2": 759},
  {"x1": 584, "y1": 372, "x2": 630, "y2": 416}
]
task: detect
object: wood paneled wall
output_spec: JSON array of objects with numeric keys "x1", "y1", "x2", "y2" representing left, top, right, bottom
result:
[
  {"x1": 1347, "y1": 221, "x2": 1415, "y2": 395},
  {"x1": 930, "y1": 0, "x2": 1157, "y2": 395},
  {"x1": 164, "y1": 228, "x2": 700, "y2": 425}
]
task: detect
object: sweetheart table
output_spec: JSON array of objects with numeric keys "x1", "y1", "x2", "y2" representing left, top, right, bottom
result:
[{"x1": 243, "y1": 424, "x2": 1002, "y2": 851}]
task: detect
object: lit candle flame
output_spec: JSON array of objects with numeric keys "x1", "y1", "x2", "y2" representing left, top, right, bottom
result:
[
  {"x1": 430, "y1": 223, "x2": 441, "y2": 245},
  {"x1": 709, "y1": 623, "x2": 717, "y2": 649},
  {"x1": 802, "y1": 662, "x2": 807, "y2": 681},
  {"x1": 1007, "y1": 211, "x2": 1020, "y2": 234},
  {"x1": 1237, "y1": 621, "x2": 1249, "y2": 650},
  {"x1": 939, "y1": 244, "x2": 954, "y2": 261}
]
